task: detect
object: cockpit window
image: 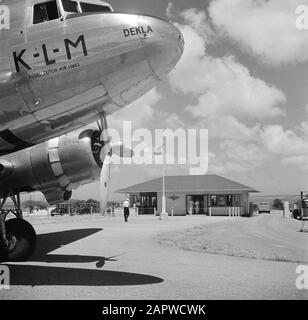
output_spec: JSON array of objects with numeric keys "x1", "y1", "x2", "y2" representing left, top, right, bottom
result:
[
  {"x1": 62, "y1": 0, "x2": 79, "y2": 13},
  {"x1": 80, "y1": 2, "x2": 112, "y2": 12},
  {"x1": 33, "y1": 1, "x2": 60, "y2": 24}
]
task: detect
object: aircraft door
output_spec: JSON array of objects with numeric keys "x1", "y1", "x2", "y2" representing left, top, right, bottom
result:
[{"x1": 13, "y1": 0, "x2": 66, "y2": 111}]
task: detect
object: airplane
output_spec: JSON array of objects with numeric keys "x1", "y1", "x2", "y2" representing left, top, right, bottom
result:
[{"x1": 0, "y1": 0, "x2": 184, "y2": 261}]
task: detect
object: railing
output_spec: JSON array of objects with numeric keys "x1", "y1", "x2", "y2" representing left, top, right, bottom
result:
[{"x1": 208, "y1": 206, "x2": 242, "y2": 217}]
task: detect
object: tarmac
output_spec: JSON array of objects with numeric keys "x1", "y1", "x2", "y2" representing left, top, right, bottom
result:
[{"x1": 0, "y1": 210, "x2": 307, "y2": 300}]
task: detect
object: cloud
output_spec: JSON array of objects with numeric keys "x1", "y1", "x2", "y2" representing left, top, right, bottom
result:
[
  {"x1": 168, "y1": 12, "x2": 286, "y2": 121},
  {"x1": 208, "y1": 123, "x2": 308, "y2": 174},
  {"x1": 166, "y1": 4, "x2": 294, "y2": 176},
  {"x1": 166, "y1": 2, "x2": 176, "y2": 20},
  {"x1": 200, "y1": 115, "x2": 261, "y2": 141},
  {"x1": 209, "y1": 0, "x2": 308, "y2": 66},
  {"x1": 261, "y1": 125, "x2": 308, "y2": 156},
  {"x1": 282, "y1": 155, "x2": 308, "y2": 171},
  {"x1": 159, "y1": 112, "x2": 187, "y2": 129},
  {"x1": 184, "y1": 55, "x2": 286, "y2": 120},
  {"x1": 108, "y1": 88, "x2": 161, "y2": 130},
  {"x1": 210, "y1": 140, "x2": 267, "y2": 173},
  {"x1": 297, "y1": 121, "x2": 308, "y2": 137},
  {"x1": 222, "y1": 140, "x2": 266, "y2": 162},
  {"x1": 180, "y1": 8, "x2": 215, "y2": 41}
]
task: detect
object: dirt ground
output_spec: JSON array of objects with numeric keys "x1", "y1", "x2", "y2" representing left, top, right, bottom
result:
[
  {"x1": 157, "y1": 213, "x2": 308, "y2": 263},
  {"x1": 0, "y1": 212, "x2": 307, "y2": 300}
]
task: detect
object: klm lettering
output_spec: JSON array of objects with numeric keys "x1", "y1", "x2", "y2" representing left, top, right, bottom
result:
[
  {"x1": 13, "y1": 35, "x2": 88, "y2": 73},
  {"x1": 123, "y1": 25, "x2": 153, "y2": 37}
]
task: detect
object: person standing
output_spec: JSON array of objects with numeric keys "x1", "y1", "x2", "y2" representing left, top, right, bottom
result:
[{"x1": 123, "y1": 198, "x2": 130, "y2": 222}]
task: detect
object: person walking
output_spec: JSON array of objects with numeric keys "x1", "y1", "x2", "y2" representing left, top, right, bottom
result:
[{"x1": 123, "y1": 198, "x2": 130, "y2": 222}]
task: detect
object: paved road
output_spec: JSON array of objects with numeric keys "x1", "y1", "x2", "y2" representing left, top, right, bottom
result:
[{"x1": 0, "y1": 213, "x2": 307, "y2": 300}]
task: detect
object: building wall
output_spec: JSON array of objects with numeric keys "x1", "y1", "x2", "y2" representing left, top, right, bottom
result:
[
  {"x1": 156, "y1": 192, "x2": 187, "y2": 216},
  {"x1": 154, "y1": 191, "x2": 249, "y2": 216}
]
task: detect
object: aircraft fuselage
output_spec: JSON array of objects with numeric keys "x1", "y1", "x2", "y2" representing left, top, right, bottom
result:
[{"x1": 0, "y1": 0, "x2": 184, "y2": 155}]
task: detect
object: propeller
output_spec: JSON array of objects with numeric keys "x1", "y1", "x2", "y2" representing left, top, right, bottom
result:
[
  {"x1": 97, "y1": 115, "x2": 133, "y2": 215},
  {"x1": 99, "y1": 148, "x2": 112, "y2": 215}
]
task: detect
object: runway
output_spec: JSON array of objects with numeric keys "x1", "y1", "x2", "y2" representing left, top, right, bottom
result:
[{"x1": 0, "y1": 212, "x2": 307, "y2": 300}]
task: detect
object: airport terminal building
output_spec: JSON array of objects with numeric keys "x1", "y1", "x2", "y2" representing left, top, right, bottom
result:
[{"x1": 118, "y1": 175, "x2": 258, "y2": 216}]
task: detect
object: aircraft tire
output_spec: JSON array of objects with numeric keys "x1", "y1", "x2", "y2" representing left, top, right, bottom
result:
[{"x1": 0, "y1": 219, "x2": 37, "y2": 262}]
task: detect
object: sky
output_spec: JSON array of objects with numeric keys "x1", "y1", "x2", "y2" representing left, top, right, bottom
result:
[{"x1": 73, "y1": 0, "x2": 308, "y2": 201}]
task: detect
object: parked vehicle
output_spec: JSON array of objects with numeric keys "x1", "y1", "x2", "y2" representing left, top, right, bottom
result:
[
  {"x1": 50, "y1": 207, "x2": 66, "y2": 216},
  {"x1": 258, "y1": 202, "x2": 270, "y2": 214},
  {"x1": 50, "y1": 203, "x2": 71, "y2": 216},
  {"x1": 292, "y1": 197, "x2": 308, "y2": 220}
]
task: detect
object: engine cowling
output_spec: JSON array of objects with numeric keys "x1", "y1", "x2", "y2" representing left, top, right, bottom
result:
[{"x1": 0, "y1": 128, "x2": 103, "y2": 204}]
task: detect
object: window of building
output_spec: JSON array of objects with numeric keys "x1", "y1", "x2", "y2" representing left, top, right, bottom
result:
[
  {"x1": 33, "y1": 1, "x2": 60, "y2": 24},
  {"x1": 62, "y1": 0, "x2": 79, "y2": 13},
  {"x1": 186, "y1": 195, "x2": 205, "y2": 214},
  {"x1": 211, "y1": 195, "x2": 217, "y2": 207},
  {"x1": 139, "y1": 193, "x2": 157, "y2": 214},
  {"x1": 151, "y1": 197, "x2": 157, "y2": 209},
  {"x1": 218, "y1": 195, "x2": 226, "y2": 207},
  {"x1": 129, "y1": 194, "x2": 138, "y2": 206},
  {"x1": 208, "y1": 194, "x2": 241, "y2": 207},
  {"x1": 233, "y1": 194, "x2": 241, "y2": 206},
  {"x1": 80, "y1": 2, "x2": 113, "y2": 12},
  {"x1": 226, "y1": 194, "x2": 232, "y2": 206}
]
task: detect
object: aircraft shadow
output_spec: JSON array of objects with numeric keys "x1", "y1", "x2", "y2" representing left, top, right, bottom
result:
[
  {"x1": 7, "y1": 264, "x2": 164, "y2": 286},
  {"x1": 30, "y1": 228, "x2": 112, "y2": 265},
  {"x1": 6, "y1": 228, "x2": 164, "y2": 286}
]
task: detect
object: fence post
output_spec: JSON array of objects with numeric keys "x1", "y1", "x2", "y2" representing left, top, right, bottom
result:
[{"x1": 283, "y1": 201, "x2": 289, "y2": 218}]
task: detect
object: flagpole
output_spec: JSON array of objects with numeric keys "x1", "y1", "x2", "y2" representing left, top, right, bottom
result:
[
  {"x1": 160, "y1": 154, "x2": 166, "y2": 220},
  {"x1": 154, "y1": 143, "x2": 167, "y2": 220}
]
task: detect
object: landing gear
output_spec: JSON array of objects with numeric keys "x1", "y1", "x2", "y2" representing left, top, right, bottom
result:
[{"x1": 0, "y1": 191, "x2": 37, "y2": 262}]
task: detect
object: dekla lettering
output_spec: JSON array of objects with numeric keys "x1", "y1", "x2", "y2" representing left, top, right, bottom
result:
[
  {"x1": 123, "y1": 25, "x2": 153, "y2": 37},
  {"x1": 101, "y1": 304, "x2": 136, "y2": 318}
]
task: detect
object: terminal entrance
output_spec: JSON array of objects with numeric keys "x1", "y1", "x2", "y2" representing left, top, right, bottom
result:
[
  {"x1": 186, "y1": 195, "x2": 208, "y2": 215},
  {"x1": 138, "y1": 192, "x2": 157, "y2": 215}
]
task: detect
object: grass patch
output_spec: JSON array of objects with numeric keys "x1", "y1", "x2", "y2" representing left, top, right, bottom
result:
[{"x1": 155, "y1": 220, "x2": 307, "y2": 263}]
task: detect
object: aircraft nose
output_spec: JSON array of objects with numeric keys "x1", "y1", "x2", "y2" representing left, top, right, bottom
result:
[{"x1": 140, "y1": 17, "x2": 184, "y2": 79}]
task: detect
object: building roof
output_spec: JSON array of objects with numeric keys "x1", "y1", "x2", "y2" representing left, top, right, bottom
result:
[{"x1": 117, "y1": 175, "x2": 259, "y2": 193}]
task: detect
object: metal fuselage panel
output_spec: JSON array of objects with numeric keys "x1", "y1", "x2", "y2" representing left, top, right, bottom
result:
[
  {"x1": 0, "y1": 127, "x2": 102, "y2": 202},
  {"x1": 0, "y1": 0, "x2": 184, "y2": 155}
]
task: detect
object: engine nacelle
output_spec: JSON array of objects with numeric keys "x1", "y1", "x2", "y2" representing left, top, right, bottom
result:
[{"x1": 0, "y1": 128, "x2": 102, "y2": 204}]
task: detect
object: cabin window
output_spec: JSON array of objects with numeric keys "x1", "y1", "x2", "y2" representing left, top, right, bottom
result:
[
  {"x1": 62, "y1": 0, "x2": 79, "y2": 13},
  {"x1": 80, "y1": 2, "x2": 112, "y2": 12},
  {"x1": 33, "y1": 1, "x2": 60, "y2": 24}
]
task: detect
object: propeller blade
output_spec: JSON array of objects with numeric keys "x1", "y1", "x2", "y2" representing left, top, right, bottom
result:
[
  {"x1": 98, "y1": 112, "x2": 113, "y2": 215},
  {"x1": 99, "y1": 151, "x2": 112, "y2": 215},
  {"x1": 99, "y1": 112, "x2": 109, "y2": 144}
]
